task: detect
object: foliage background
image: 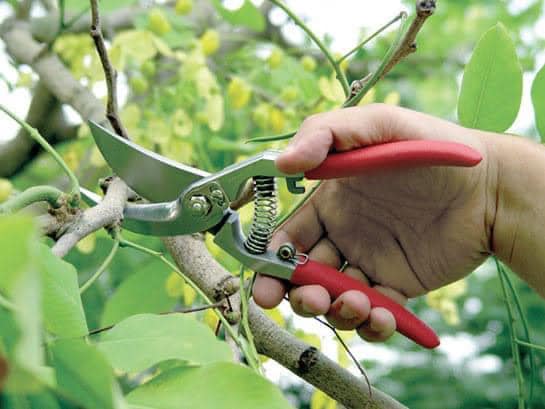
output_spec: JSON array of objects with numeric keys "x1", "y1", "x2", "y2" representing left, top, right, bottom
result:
[{"x1": 1, "y1": 0, "x2": 545, "y2": 408}]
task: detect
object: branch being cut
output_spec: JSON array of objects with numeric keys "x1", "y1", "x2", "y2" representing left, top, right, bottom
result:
[
  {"x1": 163, "y1": 235, "x2": 407, "y2": 409},
  {"x1": 51, "y1": 177, "x2": 128, "y2": 257},
  {"x1": 89, "y1": 0, "x2": 129, "y2": 139}
]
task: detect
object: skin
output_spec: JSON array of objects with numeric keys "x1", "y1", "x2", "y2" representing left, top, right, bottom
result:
[{"x1": 252, "y1": 103, "x2": 545, "y2": 343}]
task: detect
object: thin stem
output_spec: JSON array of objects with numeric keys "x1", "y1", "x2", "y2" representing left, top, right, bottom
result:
[
  {"x1": 268, "y1": 0, "x2": 350, "y2": 96},
  {"x1": 336, "y1": 12, "x2": 405, "y2": 63},
  {"x1": 88, "y1": 302, "x2": 226, "y2": 336},
  {"x1": 343, "y1": 12, "x2": 408, "y2": 107},
  {"x1": 59, "y1": 0, "x2": 66, "y2": 29},
  {"x1": 64, "y1": 5, "x2": 90, "y2": 29},
  {"x1": 496, "y1": 257, "x2": 526, "y2": 409},
  {"x1": 246, "y1": 131, "x2": 296, "y2": 144},
  {"x1": 119, "y1": 238, "x2": 163, "y2": 256},
  {"x1": 0, "y1": 185, "x2": 65, "y2": 214},
  {"x1": 516, "y1": 340, "x2": 545, "y2": 353},
  {"x1": 502, "y1": 267, "x2": 535, "y2": 405},
  {"x1": 0, "y1": 105, "x2": 80, "y2": 202},
  {"x1": 89, "y1": 0, "x2": 129, "y2": 139},
  {"x1": 79, "y1": 235, "x2": 120, "y2": 294},
  {"x1": 120, "y1": 239, "x2": 258, "y2": 368},
  {"x1": 238, "y1": 266, "x2": 261, "y2": 372},
  {"x1": 315, "y1": 317, "x2": 371, "y2": 396}
]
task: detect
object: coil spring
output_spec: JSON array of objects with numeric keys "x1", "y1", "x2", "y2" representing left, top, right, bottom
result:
[{"x1": 244, "y1": 176, "x2": 277, "y2": 254}]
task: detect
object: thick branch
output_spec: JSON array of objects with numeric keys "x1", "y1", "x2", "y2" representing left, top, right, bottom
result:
[
  {"x1": 0, "y1": 82, "x2": 77, "y2": 177},
  {"x1": 30, "y1": 6, "x2": 140, "y2": 42},
  {"x1": 52, "y1": 177, "x2": 129, "y2": 257},
  {"x1": 0, "y1": 19, "x2": 106, "y2": 125},
  {"x1": 163, "y1": 235, "x2": 407, "y2": 409}
]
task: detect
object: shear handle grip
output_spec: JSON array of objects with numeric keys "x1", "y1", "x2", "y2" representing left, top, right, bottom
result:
[
  {"x1": 304, "y1": 140, "x2": 482, "y2": 180},
  {"x1": 291, "y1": 260, "x2": 440, "y2": 349}
]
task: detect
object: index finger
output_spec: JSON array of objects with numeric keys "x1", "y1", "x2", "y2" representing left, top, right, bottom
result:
[{"x1": 276, "y1": 104, "x2": 395, "y2": 174}]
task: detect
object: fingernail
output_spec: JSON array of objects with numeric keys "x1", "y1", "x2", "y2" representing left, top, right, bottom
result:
[{"x1": 339, "y1": 303, "x2": 357, "y2": 320}]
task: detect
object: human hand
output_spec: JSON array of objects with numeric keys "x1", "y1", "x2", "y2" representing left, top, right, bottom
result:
[{"x1": 253, "y1": 104, "x2": 497, "y2": 342}]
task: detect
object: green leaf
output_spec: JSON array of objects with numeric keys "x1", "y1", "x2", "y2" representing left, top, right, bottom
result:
[
  {"x1": 1, "y1": 391, "x2": 61, "y2": 409},
  {"x1": 50, "y1": 339, "x2": 122, "y2": 409},
  {"x1": 211, "y1": 0, "x2": 265, "y2": 32},
  {"x1": 0, "y1": 215, "x2": 37, "y2": 293},
  {"x1": 0, "y1": 216, "x2": 43, "y2": 382},
  {"x1": 38, "y1": 244, "x2": 88, "y2": 338},
  {"x1": 127, "y1": 363, "x2": 293, "y2": 409},
  {"x1": 531, "y1": 63, "x2": 545, "y2": 141},
  {"x1": 100, "y1": 263, "x2": 175, "y2": 327},
  {"x1": 457, "y1": 23, "x2": 522, "y2": 132},
  {"x1": 96, "y1": 313, "x2": 232, "y2": 373}
]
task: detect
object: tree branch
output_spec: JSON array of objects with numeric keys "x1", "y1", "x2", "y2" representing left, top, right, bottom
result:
[
  {"x1": 0, "y1": 19, "x2": 106, "y2": 125},
  {"x1": 381, "y1": 0, "x2": 436, "y2": 80},
  {"x1": 89, "y1": 0, "x2": 129, "y2": 139},
  {"x1": 0, "y1": 81, "x2": 80, "y2": 177},
  {"x1": 163, "y1": 235, "x2": 407, "y2": 409},
  {"x1": 0, "y1": 82, "x2": 54, "y2": 176},
  {"x1": 51, "y1": 177, "x2": 129, "y2": 257}
]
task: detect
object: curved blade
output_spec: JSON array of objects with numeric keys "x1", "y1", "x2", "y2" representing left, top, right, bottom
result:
[
  {"x1": 89, "y1": 121, "x2": 209, "y2": 202},
  {"x1": 80, "y1": 187, "x2": 203, "y2": 236}
]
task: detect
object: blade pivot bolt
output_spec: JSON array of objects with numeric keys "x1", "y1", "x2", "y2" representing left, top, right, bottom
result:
[{"x1": 189, "y1": 195, "x2": 211, "y2": 216}]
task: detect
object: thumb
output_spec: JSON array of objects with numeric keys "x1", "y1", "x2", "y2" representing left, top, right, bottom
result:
[{"x1": 276, "y1": 104, "x2": 395, "y2": 174}]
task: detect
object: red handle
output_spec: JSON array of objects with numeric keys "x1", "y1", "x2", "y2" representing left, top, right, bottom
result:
[
  {"x1": 291, "y1": 260, "x2": 440, "y2": 349},
  {"x1": 304, "y1": 140, "x2": 482, "y2": 180}
]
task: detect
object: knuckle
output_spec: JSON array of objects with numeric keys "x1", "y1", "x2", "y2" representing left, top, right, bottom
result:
[{"x1": 300, "y1": 113, "x2": 322, "y2": 129}]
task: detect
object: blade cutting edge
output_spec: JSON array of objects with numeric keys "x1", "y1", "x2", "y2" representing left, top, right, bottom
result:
[{"x1": 89, "y1": 121, "x2": 209, "y2": 202}]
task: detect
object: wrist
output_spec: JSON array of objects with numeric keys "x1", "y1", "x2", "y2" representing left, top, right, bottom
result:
[{"x1": 486, "y1": 132, "x2": 545, "y2": 296}]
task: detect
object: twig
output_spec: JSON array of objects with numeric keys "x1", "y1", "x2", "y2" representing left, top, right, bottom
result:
[
  {"x1": 87, "y1": 301, "x2": 228, "y2": 336},
  {"x1": 268, "y1": 0, "x2": 350, "y2": 96},
  {"x1": 336, "y1": 12, "x2": 405, "y2": 63},
  {"x1": 0, "y1": 105, "x2": 80, "y2": 202},
  {"x1": 381, "y1": 0, "x2": 436, "y2": 79},
  {"x1": 0, "y1": 185, "x2": 65, "y2": 214},
  {"x1": 516, "y1": 339, "x2": 545, "y2": 353},
  {"x1": 314, "y1": 317, "x2": 372, "y2": 397},
  {"x1": 79, "y1": 232, "x2": 120, "y2": 294},
  {"x1": 343, "y1": 13, "x2": 409, "y2": 107},
  {"x1": 89, "y1": 0, "x2": 129, "y2": 139}
]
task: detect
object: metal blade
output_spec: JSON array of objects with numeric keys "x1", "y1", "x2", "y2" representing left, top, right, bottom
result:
[
  {"x1": 89, "y1": 121, "x2": 209, "y2": 202},
  {"x1": 80, "y1": 187, "x2": 200, "y2": 236}
]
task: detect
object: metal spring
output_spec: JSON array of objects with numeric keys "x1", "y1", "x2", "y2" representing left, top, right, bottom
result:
[{"x1": 244, "y1": 176, "x2": 277, "y2": 254}]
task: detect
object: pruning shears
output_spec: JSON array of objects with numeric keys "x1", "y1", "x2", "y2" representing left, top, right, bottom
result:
[{"x1": 86, "y1": 121, "x2": 482, "y2": 349}]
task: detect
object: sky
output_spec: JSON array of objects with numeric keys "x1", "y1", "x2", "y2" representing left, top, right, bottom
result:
[{"x1": 0, "y1": 0, "x2": 544, "y2": 389}]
